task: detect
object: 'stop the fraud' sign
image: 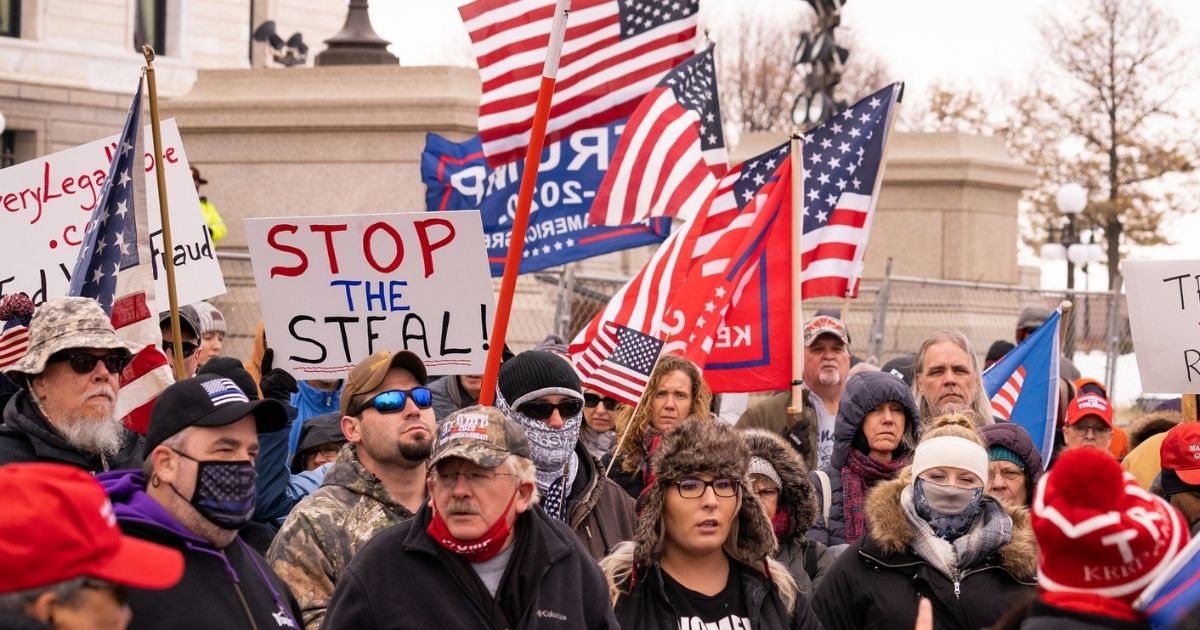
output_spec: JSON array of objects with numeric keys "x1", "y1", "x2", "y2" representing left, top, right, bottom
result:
[
  {"x1": 1123, "y1": 259, "x2": 1200, "y2": 394},
  {"x1": 245, "y1": 211, "x2": 496, "y2": 378},
  {"x1": 0, "y1": 119, "x2": 225, "y2": 310}
]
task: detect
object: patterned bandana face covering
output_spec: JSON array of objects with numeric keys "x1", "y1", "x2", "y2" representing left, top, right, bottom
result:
[
  {"x1": 169, "y1": 450, "x2": 257, "y2": 530},
  {"x1": 495, "y1": 392, "x2": 582, "y2": 519}
]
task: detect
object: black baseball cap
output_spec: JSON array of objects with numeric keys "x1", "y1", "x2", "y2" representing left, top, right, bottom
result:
[{"x1": 144, "y1": 374, "x2": 287, "y2": 457}]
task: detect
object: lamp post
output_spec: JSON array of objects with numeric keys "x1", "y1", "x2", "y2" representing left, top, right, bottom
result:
[{"x1": 1040, "y1": 183, "x2": 1104, "y2": 356}]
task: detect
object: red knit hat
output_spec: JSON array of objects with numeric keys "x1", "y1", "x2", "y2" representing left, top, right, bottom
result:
[{"x1": 1031, "y1": 447, "x2": 1189, "y2": 603}]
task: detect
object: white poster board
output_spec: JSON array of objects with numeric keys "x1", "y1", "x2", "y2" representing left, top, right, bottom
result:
[
  {"x1": 0, "y1": 118, "x2": 225, "y2": 311},
  {"x1": 1123, "y1": 259, "x2": 1200, "y2": 394},
  {"x1": 245, "y1": 211, "x2": 496, "y2": 378}
]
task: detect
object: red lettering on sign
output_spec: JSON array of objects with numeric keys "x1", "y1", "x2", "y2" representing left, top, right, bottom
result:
[
  {"x1": 363, "y1": 222, "x2": 404, "y2": 273},
  {"x1": 414, "y1": 218, "x2": 455, "y2": 278},
  {"x1": 310, "y1": 224, "x2": 349, "y2": 274},
  {"x1": 267, "y1": 224, "x2": 307, "y2": 278}
]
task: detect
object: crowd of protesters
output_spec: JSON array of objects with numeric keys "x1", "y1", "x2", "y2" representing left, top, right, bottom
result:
[{"x1": 2, "y1": 292, "x2": 1200, "y2": 629}]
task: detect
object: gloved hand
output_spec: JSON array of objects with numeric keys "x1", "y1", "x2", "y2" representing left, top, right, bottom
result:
[
  {"x1": 781, "y1": 410, "x2": 813, "y2": 460},
  {"x1": 260, "y1": 366, "x2": 298, "y2": 404}
]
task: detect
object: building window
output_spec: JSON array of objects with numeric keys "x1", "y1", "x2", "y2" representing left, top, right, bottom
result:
[
  {"x1": 0, "y1": 0, "x2": 20, "y2": 38},
  {"x1": 133, "y1": 0, "x2": 165, "y2": 53},
  {"x1": 1, "y1": 131, "x2": 15, "y2": 168}
]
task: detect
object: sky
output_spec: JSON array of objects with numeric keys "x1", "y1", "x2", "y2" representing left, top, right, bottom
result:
[{"x1": 368, "y1": 0, "x2": 1200, "y2": 289}]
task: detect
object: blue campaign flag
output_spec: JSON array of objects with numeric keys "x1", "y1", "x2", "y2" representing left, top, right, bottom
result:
[
  {"x1": 420, "y1": 122, "x2": 671, "y2": 276},
  {"x1": 1136, "y1": 534, "x2": 1200, "y2": 628},
  {"x1": 982, "y1": 309, "x2": 1061, "y2": 468}
]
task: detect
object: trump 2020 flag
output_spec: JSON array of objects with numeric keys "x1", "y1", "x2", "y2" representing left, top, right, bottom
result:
[
  {"x1": 1136, "y1": 533, "x2": 1200, "y2": 628},
  {"x1": 982, "y1": 308, "x2": 1060, "y2": 467}
]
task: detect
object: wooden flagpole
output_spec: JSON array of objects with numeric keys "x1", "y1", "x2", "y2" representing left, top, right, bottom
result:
[
  {"x1": 142, "y1": 46, "x2": 186, "y2": 381},
  {"x1": 788, "y1": 132, "x2": 806, "y2": 418},
  {"x1": 478, "y1": 0, "x2": 572, "y2": 406}
]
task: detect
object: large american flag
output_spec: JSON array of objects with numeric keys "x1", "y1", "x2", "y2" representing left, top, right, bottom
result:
[
  {"x1": 68, "y1": 81, "x2": 172, "y2": 434},
  {"x1": 574, "y1": 321, "x2": 664, "y2": 405},
  {"x1": 460, "y1": 0, "x2": 698, "y2": 167},
  {"x1": 588, "y1": 46, "x2": 726, "y2": 226}
]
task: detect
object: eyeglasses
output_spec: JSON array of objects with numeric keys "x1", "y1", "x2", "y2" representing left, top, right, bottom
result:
[
  {"x1": 674, "y1": 477, "x2": 740, "y2": 499},
  {"x1": 162, "y1": 340, "x2": 198, "y2": 358},
  {"x1": 48, "y1": 349, "x2": 131, "y2": 375},
  {"x1": 584, "y1": 393, "x2": 623, "y2": 409},
  {"x1": 431, "y1": 469, "x2": 517, "y2": 490},
  {"x1": 1066, "y1": 423, "x2": 1111, "y2": 436},
  {"x1": 518, "y1": 399, "x2": 583, "y2": 420},
  {"x1": 354, "y1": 387, "x2": 433, "y2": 415}
]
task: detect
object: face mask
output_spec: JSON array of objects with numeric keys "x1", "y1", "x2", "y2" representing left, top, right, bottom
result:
[
  {"x1": 168, "y1": 450, "x2": 257, "y2": 530},
  {"x1": 915, "y1": 477, "x2": 982, "y2": 515},
  {"x1": 426, "y1": 489, "x2": 519, "y2": 562}
]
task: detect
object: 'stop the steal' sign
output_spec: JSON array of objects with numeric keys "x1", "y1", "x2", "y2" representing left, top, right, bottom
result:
[
  {"x1": 0, "y1": 119, "x2": 224, "y2": 310},
  {"x1": 245, "y1": 211, "x2": 496, "y2": 378},
  {"x1": 1124, "y1": 259, "x2": 1200, "y2": 394}
]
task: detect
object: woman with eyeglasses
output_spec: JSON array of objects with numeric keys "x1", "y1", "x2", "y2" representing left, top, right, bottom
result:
[
  {"x1": 600, "y1": 418, "x2": 821, "y2": 629},
  {"x1": 581, "y1": 390, "x2": 623, "y2": 461},
  {"x1": 607, "y1": 354, "x2": 713, "y2": 500},
  {"x1": 812, "y1": 414, "x2": 1037, "y2": 630}
]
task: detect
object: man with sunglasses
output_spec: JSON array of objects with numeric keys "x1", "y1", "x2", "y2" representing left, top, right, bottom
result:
[
  {"x1": 497, "y1": 351, "x2": 635, "y2": 561},
  {"x1": 159, "y1": 305, "x2": 203, "y2": 377},
  {"x1": 323, "y1": 405, "x2": 617, "y2": 629},
  {"x1": 0, "y1": 297, "x2": 143, "y2": 472},
  {"x1": 268, "y1": 349, "x2": 435, "y2": 629}
]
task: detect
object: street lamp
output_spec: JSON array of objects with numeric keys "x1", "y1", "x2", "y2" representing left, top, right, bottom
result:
[{"x1": 1040, "y1": 183, "x2": 1104, "y2": 357}]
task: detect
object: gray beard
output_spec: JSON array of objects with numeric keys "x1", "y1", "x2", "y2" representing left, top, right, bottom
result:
[{"x1": 59, "y1": 414, "x2": 125, "y2": 457}]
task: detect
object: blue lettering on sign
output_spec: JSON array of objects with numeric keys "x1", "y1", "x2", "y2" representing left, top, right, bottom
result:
[{"x1": 420, "y1": 121, "x2": 671, "y2": 276}]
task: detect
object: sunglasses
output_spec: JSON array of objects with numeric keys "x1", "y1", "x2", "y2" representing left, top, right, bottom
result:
[
  {"x1": 518, "y1": 399, "x2": 583, "y2": 420},
  {"x1": 355, "y1": 387, "x2": 433, "y2": 415},
  {"x1": 583, "y1": 393, "x2": 623, "y2": 409},
  {"x1": 162, "y1": 340, "x2": 198, "y2": 358},
  {"x1": 49, "y1": 349, "x2": 131, "y2": 375}
]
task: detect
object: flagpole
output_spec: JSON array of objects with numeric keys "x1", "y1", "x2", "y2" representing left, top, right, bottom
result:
[
  {"x1": 142, "y1": 46, "x2": 186, "y2": 381},
  {"x1": 478, "y1": 0, "x2": 572, "y2": 406},
  {"x1": 788, "y1": 131, "x2": 806, "y2": 419}
]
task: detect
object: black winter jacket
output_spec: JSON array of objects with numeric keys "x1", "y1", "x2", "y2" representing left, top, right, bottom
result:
[
  {"x1": 0, "y1": 389, "x2": 142, "y2": 472},
  {"x1": 322, "y1": 502, "x2": 617, "y2": 629},
  {"x1": 612, "y1": 561, "x2": 822, "y2": 630},
  {"x1": 813, "y1": 477, "x2": 1038, "y2": 630},
  {"x1": 806, "y1": 371, "x2": 918, "y2": 546},
  {"x1": 568, "y1": 443, "x2": 636, "y2": 561}
]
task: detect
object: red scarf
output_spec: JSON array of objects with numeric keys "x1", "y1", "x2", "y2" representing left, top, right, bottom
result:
[{"x1": 841, "y1": 449, "x2": 910, "y2": 543}]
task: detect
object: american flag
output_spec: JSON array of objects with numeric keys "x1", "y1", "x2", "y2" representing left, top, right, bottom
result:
[
  {"x1": 460, "y1": 0, "x2": 699, "y2": 168},
  {"x1": 68, "y1": 81, "x2": 173, "y2": 434},
  {"x1": 0, "y1": 293, "x2": 33, "y2": 371},
  {"x1": 574, "y1": 321, "x2": 664, "y2": 405},
  {"x1": 990, "y1": 366, "x2": 1025, "y2": 421},
  {"x1": 588, "y1": 46, "x2": 726, "y2": 226},
  {"x1": 982, "y1": 308, "x2": 1062, "y2": 466}
]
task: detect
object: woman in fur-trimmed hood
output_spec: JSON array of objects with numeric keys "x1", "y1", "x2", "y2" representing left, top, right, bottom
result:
[
  {"x1": 813, "y1": 414, "x2": 1037, "y2": 630},
  {"x1": 600, "y1": 418, "x2": 821, "y2": 630}
]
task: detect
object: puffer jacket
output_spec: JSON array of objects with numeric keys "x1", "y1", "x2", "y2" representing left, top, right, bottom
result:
[
  {"x1": 0, "y1": 389, "x2": 142, "y2": 472},
  {"x1": 980, "y1": 422, "x2": 1044, "y2": 504},
  {"x1": 428, "y1": 374, "x2": 478, "y2": 422},
  {"x1": 568, "y1": 443, "x2": 636, "y2": 560},
  {"x1": 813, "y1": 477, "x2": 1038, "y2": 630},
  {"x1": 266, "y1": 443, "x2": 416, "y2": 629},
  {"x1": 744, "y1": 429, "x2": 835, "y2": 595},
  {"x1": 806, "y1": 371, "x2": 918, "y2": 546},
  {"x1": 736, "y1": 390, "x2": 819, "y2": 472}
]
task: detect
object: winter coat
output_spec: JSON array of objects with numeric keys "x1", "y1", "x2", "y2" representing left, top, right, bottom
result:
[
  {"x1": 812, "y1": 476, "x2": 1038, "y2": 630},
  {"x1": 980, "y1": 422, "x2": 1045, "y2": 504},
  {"x1": 429, "y1": 374, "x2": 479, "y2": 422},
  {"x1": 1122, "y1": 433, "x2": 1170, "y2": 491},
  {"x1": 322, "y1": 503, "x2": 618, "y2": 629},
  {"x1": 806, "y1": 371, "x2": 919, "y2": 546},
  {"x1": 611, "y1": 560, "x2": 822, "y2": 630},
  {"x1": 744, "y1": 429, "x2": 835, "y2": 595},
  {"x1": 98, "y1": 470, "x2": 302, "y2": 630},
  {"x1": 267, "y1": 443, "x2": 416, "y2": 630},
  {"x1": 603, "y1": 451, "x2": 644, "y2": 499},
  {"x1": 567, "y1": 443, "x2": 636, "y2": 560},
  {"x1": 0, "y1": 389, "x2": 142, "y2": 472},
  {"x1": 287, "y1": 381, "x2": 341, "y2": 457},
  {"x1": 736, "y1": 390, "x2": 819, "y2": 472},
  {"x1": 1004, "y1": 599, "x2": 1148, "y2": 630},
  {"x1": 1128, "y1": 409, "x2": 1181, "y2": 450}
]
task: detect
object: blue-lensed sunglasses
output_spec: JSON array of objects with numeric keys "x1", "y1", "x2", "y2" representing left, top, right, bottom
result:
[{"x1": 354, "y1": 387, "x2": 433, "y2": 415}]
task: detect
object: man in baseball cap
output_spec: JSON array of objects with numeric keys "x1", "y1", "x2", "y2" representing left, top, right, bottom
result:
[
  {"x1": 97, "y1": 375, "x2": 300, "y2": 629},
  {"x1": 323, "y1": 405, "x2": 616, "y2": 628},
  {"x1": 0, "y1": 296, "x2": 141, "y2": 472},
  {"x1": 1062, "y1": 392, "x2": 1115, "y2": 453},
  {"x1": 0, "y1": 462, "x2": 182, "y2": 628},
  {"x1": 159, "y1": 304, "x2": 203, "y2": 377},
  {"x1": 1159, "y1": 423, "x2": 1200, "y2": 535}
]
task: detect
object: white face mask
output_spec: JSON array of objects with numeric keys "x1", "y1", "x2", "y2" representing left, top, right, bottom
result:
[{"x1": 917, "y1": 478, "x2": 982, "y2": 514}]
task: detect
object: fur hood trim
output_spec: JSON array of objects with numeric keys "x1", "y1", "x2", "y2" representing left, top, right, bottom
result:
[
  {"x1": 1129, "y1": 410, "x2": 1182, "y2": 449},
  {"x1": 743, "y1": 429, "x2": 817, "y2": 537},
  {"x1": 632, "y1": 418, "x2": 777, "y2": 570},
  {"x1": 863, "y1": 476, "x2": 1037, "y2": 579}
]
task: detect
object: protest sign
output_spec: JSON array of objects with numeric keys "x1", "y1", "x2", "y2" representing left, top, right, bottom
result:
[
  {"x1": 421, "y1": 121, "x2": 671, "y2": 275},
  {"x1": 245, "y1": 211, "x2": 496, "y2": 378},
  {"x1": 0, "y1": 118, "x2": 224, "y2": 310},
  {"x1": 1123, "y1": 259, "x2": 1200, "y2": 393}
]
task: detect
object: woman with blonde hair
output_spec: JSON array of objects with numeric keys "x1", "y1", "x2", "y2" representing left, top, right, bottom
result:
[
  {"x1": 600, "y1": 418, "x2": 821, "y2": 629},
  {"x1": 813, "y1": 413, "x2": 1036, "y2": 629}
]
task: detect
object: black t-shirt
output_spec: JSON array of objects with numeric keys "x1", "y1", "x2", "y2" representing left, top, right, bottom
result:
[{"x1": 661, "y1": 567, "x2": 753, "y2": 629}]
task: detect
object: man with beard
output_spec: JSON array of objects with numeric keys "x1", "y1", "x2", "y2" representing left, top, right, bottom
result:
[
  {"x1": 0, "y1": 297, "x2": 142, "y2": 472},
  {"x1": 268, "y1": 350, "x2": 435, "y2": 629},
  {"x1": 738, "y1": 315, "x2": 851, "y2": 470}
]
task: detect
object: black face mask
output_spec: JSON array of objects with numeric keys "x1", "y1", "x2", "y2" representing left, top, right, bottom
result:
[{"x1": 168, "y1": 449, "x2": 257, "y2": 530}]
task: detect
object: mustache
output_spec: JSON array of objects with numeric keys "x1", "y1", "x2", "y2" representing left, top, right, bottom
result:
[
  {"x1": 442, "y1": 500, "x2": 482, "y2": 516},
  {"x1": 81, "y1": 385, "x2": 117, "y2": 404}
]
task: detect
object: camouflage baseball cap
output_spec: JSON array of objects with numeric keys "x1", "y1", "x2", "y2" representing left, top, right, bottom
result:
[
  {"x1": 5, "y1": 297, "x2": 135, "y2": 381},
  {"x1": 803, "y1": 315, "x2": 849, "y2": 347},
  {"x1": 430, "y1": 406, "x2": 532, "y2": 469}
]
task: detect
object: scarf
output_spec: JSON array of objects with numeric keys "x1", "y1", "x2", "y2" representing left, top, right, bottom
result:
[
  {"x1": 579, "y1": 425, "x2": 616, "y2": 461},
  {"x1": 900, "y1": 486, "x2": 1012, "y2": 582},
  {"x1": 841, "y1": 449, "x2": 910, "y2": 543},
  {"x1": 912, "y1": 480, "x2": 983, "y2": 541},
  {"x1": 495, "y1": 391, "x2": 581, "y2": 521}
]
